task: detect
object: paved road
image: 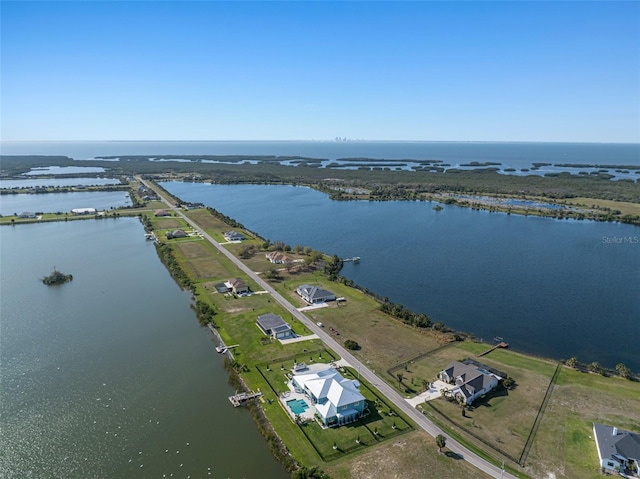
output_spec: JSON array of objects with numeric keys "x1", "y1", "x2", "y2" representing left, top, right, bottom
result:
[{"x1": 142, "y1": 179, "x2": 520, "y2": 479}]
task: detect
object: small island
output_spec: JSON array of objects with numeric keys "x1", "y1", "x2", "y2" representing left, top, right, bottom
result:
[{"x1": 42, "y1": 268, "x2": 73, "y2": 286}]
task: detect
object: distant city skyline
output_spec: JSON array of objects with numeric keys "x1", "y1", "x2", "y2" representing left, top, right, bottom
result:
[{"x1": 1, "y1": 1, "x2": 638, "y2": 143}]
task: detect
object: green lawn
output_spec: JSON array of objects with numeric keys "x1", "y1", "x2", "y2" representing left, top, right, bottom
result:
[{"x1": 527, "y1": 367, "x2": 640, "y2": 479}]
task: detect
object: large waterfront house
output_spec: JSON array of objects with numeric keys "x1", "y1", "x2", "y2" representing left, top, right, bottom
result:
[
  {"x1": 296, "y1": 284, "x2": 336, "y2": 304},
  {"x1": 223, "y1": 231, "x2": 246, "y2": 242},
  {"x1": 165, "y1": 229, "x2": 188, "y2": 239},
  {"x1": 265, "y1": 251, "x2": 291, "y2": 264},
  {"x1": 291, "y1": 367, "x2": 366, "y2": 427},
  {"x1": 438, "y1": 360, "x2": 502, "y2": 405},
  {"x1": 225, "y1": 278, "x2": 249, "y2": 295},
  {"x1": 593, "y1": 423, "x2": 640, "y2": 474},
  {"x1": 256, "y1": 313, "x2": 294, "y2": 340}
]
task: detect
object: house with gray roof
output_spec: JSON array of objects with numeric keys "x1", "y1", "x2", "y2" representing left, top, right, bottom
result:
[
  {"x1": 165, "y1": 229, "x2": 188, "y2": 239},
  {"x1": 296, "y1": 284, "x2": 336, "y2": 304},
  {"x1": 291, "y1": 366, "x2": 366, "y2": 427},
  {"x1": 438, "y1": 361, "x2": 499, "y2": 405},
  {"x1": 593, "y1": 423, "x2": 640, "y2": 474},
  {"x1": 256, "y1": 313, "x2": 294, "y2": 340},
  {"x1": 223, "y1": 231, "x2": 245, "y2": 242}
]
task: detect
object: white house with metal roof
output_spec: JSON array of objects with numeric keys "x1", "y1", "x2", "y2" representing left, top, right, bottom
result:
[{"x1": 291, "y1": 366, "x2": 366, "y2": 427}]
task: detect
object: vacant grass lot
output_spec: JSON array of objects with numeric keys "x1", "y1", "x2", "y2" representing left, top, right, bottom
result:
[
  {"x1": 564, "y1": 197, "x2": 640, "y2": 216},
  {"x1": 268, "y1": 277, "x2": 449, "y2": 376},
  {"x1": 153, "y1": 217, "x2": 182, "y2": 229},
  {"x1": 326, "y1": 430, "x2": 491, "y2": 479},
  {"x1": 404, "y1": 342, "x2": 557, "y2": 465},
  {"x1": 527, "y1": 367, "x2": 640, "y2": 479}
]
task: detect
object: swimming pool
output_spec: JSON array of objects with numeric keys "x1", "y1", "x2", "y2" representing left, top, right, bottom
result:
[{"x1": 286, "y1": 399, "x2": 310, "y2": 415}]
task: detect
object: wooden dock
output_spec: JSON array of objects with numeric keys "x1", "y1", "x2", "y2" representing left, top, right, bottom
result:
[
  {"x1": 229, "y1": 390, "x2": 263, "y2": 407},
  {"x1": 477, "y1": 342, "x2": 509, "y2": 357}
]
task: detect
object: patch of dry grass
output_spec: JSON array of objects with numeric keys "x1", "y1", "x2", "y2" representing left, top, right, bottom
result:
[
  {"x1": 185, "y1": 209, "x2": 232, "y2": 231},
  {"x1": 153, "y1": 217, "x2": 182, "y2": 229},
  {"x1": 564, "y1": 197, "x2": 640, "y2": 216},
  {"x1": 526, "y1": 367, "x2": 640, "y2": 479},
  {"x1": 325, "y1": 430, "x2": 491, "y2": 479}
]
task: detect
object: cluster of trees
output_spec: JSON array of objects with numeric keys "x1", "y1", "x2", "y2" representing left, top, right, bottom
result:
[
  {"x1": 323, "y1": 255, "x2": 343, "y2": 281},
  {"x1": 565, "y1": 356, "x2": 634, "y2": 380},
  {"x1": 191, "y1": 300, "x2": 216, "y2": 326},
  {"x1": 42, "y1": 268, "x2": 73, "y2": 285},
  {"x1": 343, "y1": 339, "x2": 360, "y2": 350},
  {"x1": 238, "y1": 244, "x2": 256, "y2": 259},
  {"x1": 155, "y1": 244, "x2": 193, "y2": 291},
  {"x1": 379, "y1": 300, "x2": 432, "y2": 329}
]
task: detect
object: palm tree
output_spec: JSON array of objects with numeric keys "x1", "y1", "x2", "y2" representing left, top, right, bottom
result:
[
  {"x1": 616, "y1": 363, "x2": 632, "y2": 379},
  {"x1": 436, "y1": 434, "x2": 446, "y2": 453},
  {"x1": 566, "y1": 356, "x2": 579, "y2": 368},
  {"x1": 396, "y1": 373, "x2": 404, "y2": 390}
]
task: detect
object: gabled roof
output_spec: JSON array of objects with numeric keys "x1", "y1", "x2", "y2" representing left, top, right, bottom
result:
[
  {"x1": 266, "y1": 251, "x2": 291, "y2": 263},
  {"x1": 594, "y1": 423, "x2": 640, "y2": 462},
  {"x1": 228, "y1": 278, "x2": 247, "y2": 289},
  {"x1": 297, "y1": 284, "x2": 335, "y2": 301}
]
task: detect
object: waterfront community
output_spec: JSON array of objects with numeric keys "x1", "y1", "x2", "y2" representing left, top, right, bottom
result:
[{"x1": 1, "y1": 153, "x2": 638, "y2": 479}]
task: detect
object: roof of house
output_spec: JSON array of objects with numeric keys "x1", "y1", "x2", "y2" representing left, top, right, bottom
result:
[
  {"x1": 297, "y1": 284, "x2": 335, "y2": 301},
  {"x1": 594, "y1": 423, "x2": 640, "y2": 462},
  {"x1": 462, "y1": 358, "x2": 508, "y2": 380},
  {"x1": 228, "y1": 278, "x2": 247, "y2": 289},
  {"x1": 266, "y1": 251, "x2": 291, "y2": 263},
  {"x1": 257, "y1": 313, "x2": 290, "y2": 332},
  {"x1": 294, "y1": 367, "x2": 365, "y2": 419},
  {"x1": 441, "y1": 361, "x2": 498, "y2": 399},
  {"x1": 224, "y1": 230, "x2": 245, "y2": 240}
]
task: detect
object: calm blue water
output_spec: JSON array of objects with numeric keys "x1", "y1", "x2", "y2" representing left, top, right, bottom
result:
[
  {"x1": 162, "y1": 182, "x2": 640, "y2": 371},
  {"x1": 2, "y1": 140, "x2": 638, "y2": 165},
  {"x1": 0, "y1": 219, "x2": 288, "y2": 478},
  {"x1": 0, "y1": 177, "x2": 121, "y2": 188},
  {"x1": 0, "y1": 191, "x2": 131, "y2": 216},
  {"x1": 24, "y1": 166, "x2": 107, "y2": 175}
]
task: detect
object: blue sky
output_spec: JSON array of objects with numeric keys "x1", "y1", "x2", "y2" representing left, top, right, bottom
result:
[{"x1": 1, "y1": 1, "x2": 639, "y2": 142}]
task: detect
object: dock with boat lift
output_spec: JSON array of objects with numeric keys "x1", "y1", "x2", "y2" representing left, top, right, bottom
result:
[{"x1": 229, "y1": 390, "x2": 263, "y2": 407}]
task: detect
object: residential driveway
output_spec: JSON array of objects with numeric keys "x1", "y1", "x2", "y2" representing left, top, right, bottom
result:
[
  {"x1": 405, "y1": 380, "x2": 452, "y2": 407},
  {"x1": 279, "y1": 334, "x2": 319, "y2": 344}
]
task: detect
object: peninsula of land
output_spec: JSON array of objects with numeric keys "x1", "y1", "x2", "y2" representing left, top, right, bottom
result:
[{"x1": 2, "y1": 157, "x2": 639, "y2": 479}]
